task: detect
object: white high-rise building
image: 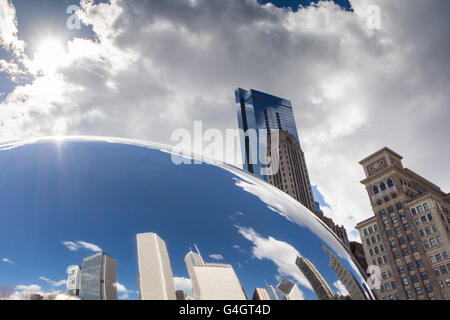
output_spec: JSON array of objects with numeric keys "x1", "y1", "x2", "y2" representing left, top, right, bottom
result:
[
  {"x1": 277, "y1": 278, "x2": 304, "y2": 300},
  {"x1": 185, "y1": 246, "x2": 247, "y2": 300},
  {"x1": 66, "y1": 265, "x2": 81, "y2": 296},
  {"x1": 137, "y1": 233, "x2": 176, "y2": 300}
]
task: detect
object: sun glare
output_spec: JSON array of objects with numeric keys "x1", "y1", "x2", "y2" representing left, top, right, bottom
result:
[{"x1": 33, "y1": 38, "x2": 67, "y2": 74}]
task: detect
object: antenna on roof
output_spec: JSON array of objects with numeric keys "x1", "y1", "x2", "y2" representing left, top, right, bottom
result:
[{"x1": 194, "y1": 243, "x2": 205, "y2": 266}]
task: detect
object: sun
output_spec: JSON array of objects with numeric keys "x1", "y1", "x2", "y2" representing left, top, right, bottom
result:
[{"x1": 33, "y1": 38, "x2": 67, "y2": 74}]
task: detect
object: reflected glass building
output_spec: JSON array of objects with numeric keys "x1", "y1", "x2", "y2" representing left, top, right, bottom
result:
[{"x1": 80, "y1": 252, "x2": 117, "y2": 300}]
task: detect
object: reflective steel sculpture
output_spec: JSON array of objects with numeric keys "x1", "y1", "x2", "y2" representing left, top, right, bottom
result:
[{"x1": 0, "y1": 138, "x2": 374, "y2": 300}]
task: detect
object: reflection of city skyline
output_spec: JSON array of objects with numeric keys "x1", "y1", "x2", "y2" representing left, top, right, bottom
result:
[
  {"x1": 59, "y1": 232, "x2": 369, "y2": 301},
  {"x1": 0, "y1": 139, "x2": 373, "y2": 301}
]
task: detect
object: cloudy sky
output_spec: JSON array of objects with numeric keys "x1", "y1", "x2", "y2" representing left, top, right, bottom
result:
[{"x1": 0, "y1": 0, "x2": 449, "y2": 243}]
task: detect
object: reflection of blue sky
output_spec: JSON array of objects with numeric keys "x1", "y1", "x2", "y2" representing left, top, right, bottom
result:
[{"x1": 0, "y1": 138, "x2": 371, "y2": 300}]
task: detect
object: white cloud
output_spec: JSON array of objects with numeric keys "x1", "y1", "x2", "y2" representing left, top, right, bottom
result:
[
  {"x1": 2, "y1": 258, "x2": 14, "y2": 264},
  {"x1": 113, "y1": 282, "x2": 134, "y2": 300},
  {"x1": 39, "y1": 277, "x2": 66, "y2": 288},
  {"x1": 236, "y1": 225, "x2": 311, "y2": 293},
  {"x1": 333, "y1": 280, "x2": 349, "y2": 297},
  {"x1": 2, "y1": 284, "x2": 80, "y2": 300},
  {"x1": 62, "y1": 240, "x2": 102, "y2": 253},
  {"x1": 209, "y1": 254, "x2": 224, "y2": 260},
  {"x1": 0, "y1": 0, "x2": 449, "y2": 242}
]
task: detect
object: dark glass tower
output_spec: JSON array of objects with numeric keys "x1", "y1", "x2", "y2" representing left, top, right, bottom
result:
[
  {"x1": 235, "y1": 88, "x2": 301, "y2": 179},
  {"x1": 80, "y1": 252, "x2": 117, "y2": 300}
]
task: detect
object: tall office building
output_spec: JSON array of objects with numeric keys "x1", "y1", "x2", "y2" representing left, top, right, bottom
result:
[
  {"x1": 185, "y1": 247, "x2": 247, "y2": 300},
  {"x1": 80, "y1": 252, "x2": 117, "y2": 300},
  {"x1": 276, "y1": 278, "x2": 304, "y2": 300},
  {"x1": 252, "y1": 288, "x2": 270, "y2": 300},
  {"x1": 356, "y1": 147, "x2": 450, "y2": 300},
  {"x1": 266, "y1": 129, "x2": 316, "y2": 213},
  {"x1": 265, "y1": 282, "x2": 280, "y2": 300},
  {"x1": 322, "y1": 245, "x2": 367, "y2": 300},
  {"x1": 136, "y1": 233, "x2": 176, "y2": 300},
  {"x1": 295, "y1": 256, "x2": 334, "y2": 300},
  {"x1": 235, "y1": 88, "x2": 300, "y2": 178},
  {"x1": 66, "y1": 265, "x2": 81, "y2": 296}
]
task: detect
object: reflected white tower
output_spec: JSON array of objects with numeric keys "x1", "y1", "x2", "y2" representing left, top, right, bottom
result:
[
  {"x1": 137, "y1": 233, "x2": 176, "y2": 300},
  {"x1": 185, "y1": 246, "x2": 247, "y2": 300},
  {"x1": 66, "y1": 265, "x2": 81, "y2": 296},
  {"x1": 276, "y1": 278, "x2": 304, "y2": 300}
]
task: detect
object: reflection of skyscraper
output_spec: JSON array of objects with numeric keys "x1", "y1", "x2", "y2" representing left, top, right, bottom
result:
[
  {"x1": 265, "y1": 281, "x2": 279, "y2": 301},
  {"x1": 322, "y1": 245, "x2": 367, "y2": 300},
  {"x1": 176, "y1": 290, "x2": 189, "y2": 301},
  {"x1": 185, "y1": 246, "x2": 246, "y2": 300},
  {"x1": 136, "y1": 233, "x2": 176, "y2": 300},
  {"x1": 66, "y1": 265, "x2": 81, "y2": 296},
  {"x1": 276, "y1": 278, "x2": 304, "y2": 300},
  {"x1": 252, "y1": 288, "x2": 270, "y2": 300},
  {"x1": 80, "y1": 252, "x2": 117, "y2": 300},
  {"x1": 295, "y1": 256, "x2": 334, "y2": 300}
]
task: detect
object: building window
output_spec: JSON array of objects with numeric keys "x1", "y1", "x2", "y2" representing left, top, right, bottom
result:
[
  {"x1": 411, "y1": 245, "x2": 418, "y2": 253},
  {"x1": 402, "y1": 278, "x2": 409, "y2": 286},
  {"x1": 424, "y1": 240, "x2": 429, "y2": 249},
  {"x1": 380, "y1": 182, "x2": 387, "y2": 191},
  {"x1": 387, "y1": 178, "x2": 394, "y2": 188},
  {"x1": 394, "y1": 251, "x2": 400, "y2": 259},
  {"x1": 388, "y1": 206, "x2": 395, "y2": 214},
  {"x1": 384, "y1": 196, "x2": 390, "y2": 203},
  {"x1": 404, "y1": 223, "x2": 410, "y2": 231},
  {"x1": 377, "y1": 200, "x2": 383, "y2": 206},
  {"x1": 391, "y1": 281, "x2": 396, "y2": 289},
  {"x1": 380, "y1": 210, "x2": 386, "y2": 216},
  {"x1": 368, "y1": 226, "x2": 374, "y2": 234},
  {"x1": 417, "y1": 205, "x2": 423, "y2": 213},
  {"x1": 407, "y1": 263, "x2": 414, "y2": 271},
  {"x1": 406, "y1": 290, "x2": 413, "y2": 298},
  {"x1": 440, "y1": 265, "x2": 448, "y2": 274},
  {"x1": 392, "y1": 217, "x2": 398, "y2": 224},
  {"x1": 425, "y1": 284, "x2": 433, "y2": 293},
  {"x1": 392, "y1": 193, "x2": 397, "y2": 199},
  {"x1": 396, "y1": 203, "x2": 403, "y2": 211},
  {"x1": 421, "y1": 272, "x2": 428, "y2": 280},
  {"x1": 417, "y1": 260, "x2": 424, "y2": 268},
  {"x1": 390, "y1": 241, "x2": 397, "y2": 248},
  {"x1": 423, "y1": 203, "x2": 429, "y2": 211},
  {"x1": 407, "y1": 234, "x2": 414, "y2": 242},
  {"x1": 427, "y1": 213, "x2": 433, "y2": 221},
  {"x1": 411, "y1": 274, "x2": 419, "y2": 283},
  {"x1": 415, "y1": 287, "x2": 423, "y2": 296},
  {"x1": 399, "y1": 266, "x2": 405, "y2": 274}
]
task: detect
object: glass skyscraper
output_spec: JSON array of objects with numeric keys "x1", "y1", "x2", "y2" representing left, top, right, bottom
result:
[
  {"x1": 80, "y1": 252, "x2": 117, "y2": 300},
  {"x1": 235, "y1": 88, "x2": 301, "y2": 179}
]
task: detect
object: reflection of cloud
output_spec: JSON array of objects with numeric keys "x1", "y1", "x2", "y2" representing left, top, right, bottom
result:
[
  {"x1": 173, "y1": 277, "x2": 194, "y2": 300},
  {"x1": 209, "y1": 254, "x2": 224, "y2": 260},
  {"x1": 236, "y1": 225, "x2": 312, "y2": 292},
  {"x1": 2, "y1": 258, "x2": 14, "y2": 264},
  {"x1": 39, "y1": 277, "x2": 66, "y2": 288},
  {"x1": 0, "y1": 284, "x2": 78, "y2": 300},
  {"x1": 114, "y1": 282, "x2": 133, "y2": 300},
  {"x1": 333, "y1": 280, "x2": 349, "y2": 297},
  {"x1": 232, "y1": 245, "x2": 246, "y2": 254},
  {"x1": 62, "y1": 241, "x2": 102, "y2": 252}
]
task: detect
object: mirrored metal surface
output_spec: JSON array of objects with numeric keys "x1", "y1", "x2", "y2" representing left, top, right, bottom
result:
[{"x1": 0, "y1": 137, "x2": 374, "y2": 300}]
